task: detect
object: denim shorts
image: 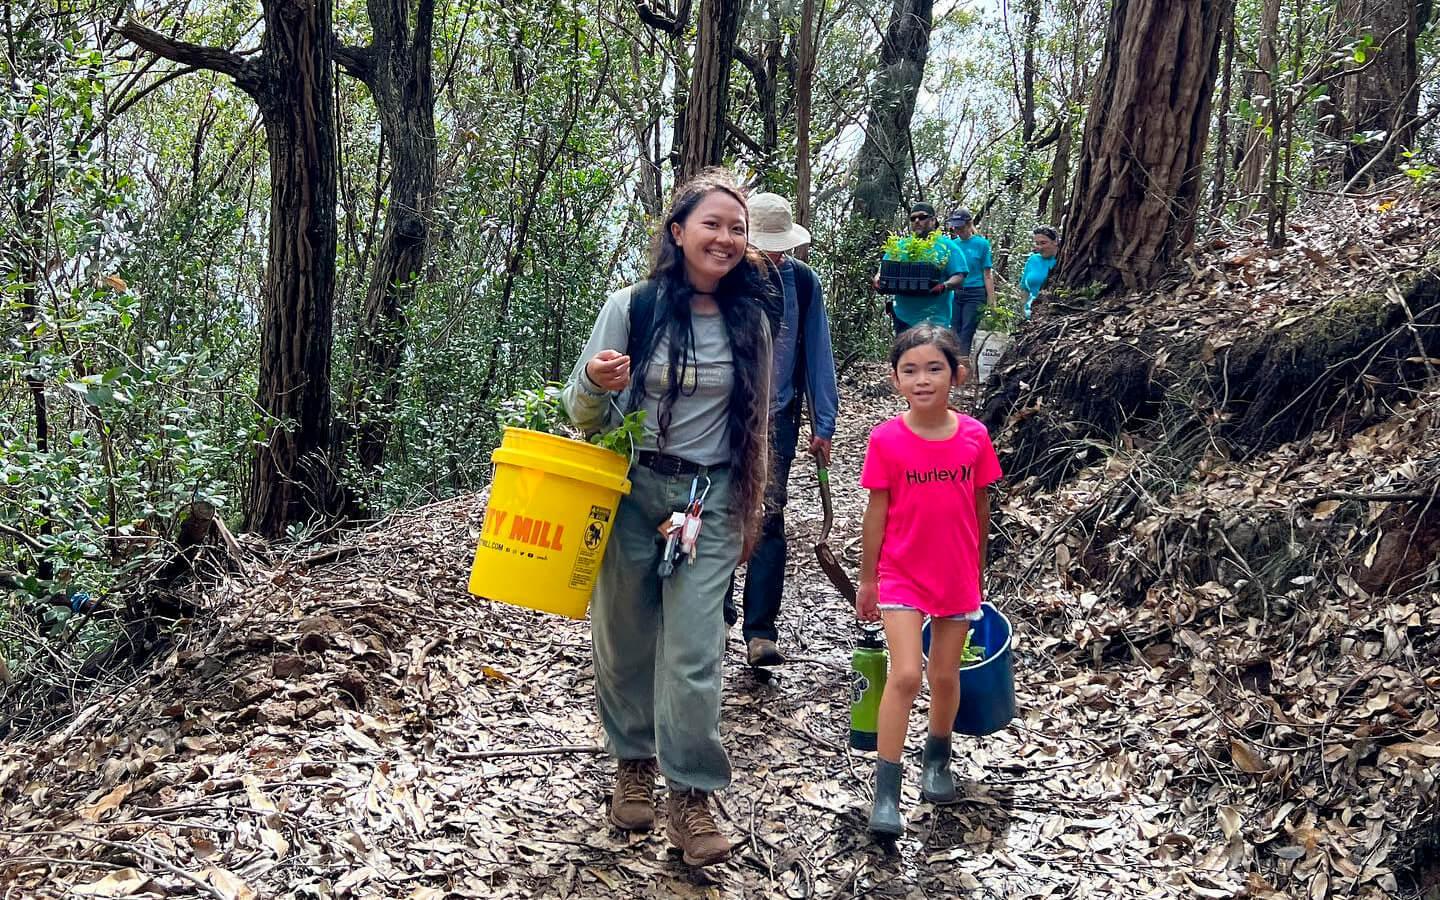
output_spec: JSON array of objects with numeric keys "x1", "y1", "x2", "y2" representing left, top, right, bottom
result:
[{"x1": 877, "y1": 603, "x2": 983, "y2": 622}]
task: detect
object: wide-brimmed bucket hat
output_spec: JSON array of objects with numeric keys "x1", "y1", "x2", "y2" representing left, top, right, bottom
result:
[{"x1": 749, "y1": 192, "x2": 812, "y2": 252}]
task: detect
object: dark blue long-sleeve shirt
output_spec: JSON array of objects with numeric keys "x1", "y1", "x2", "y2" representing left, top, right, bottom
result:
[{"x1": 769, "y1": 258, "x2": 838, "y2": 439}]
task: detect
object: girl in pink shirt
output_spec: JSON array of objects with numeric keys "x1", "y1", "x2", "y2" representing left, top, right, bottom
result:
[{"x1": 857, "y1": 323, "x2": 1002, "y2": 839}]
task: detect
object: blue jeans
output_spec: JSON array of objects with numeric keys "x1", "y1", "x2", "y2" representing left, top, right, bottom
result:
[
  {"x1": 723, "y1": 398, "x2": 801, "y2": 643},
  {"x1": 952, "y1": 287, "x2": 987, "y2": 357}
]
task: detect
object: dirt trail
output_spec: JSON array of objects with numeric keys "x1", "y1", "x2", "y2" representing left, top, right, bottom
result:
[{"x1": 1, "y1": 374, "x2": 1239, "y2": 900}]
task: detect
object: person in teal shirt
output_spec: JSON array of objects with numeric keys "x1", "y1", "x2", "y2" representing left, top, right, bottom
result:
[
  {"x1": 1020, "y1": 226, "x2": 1060, "y2": 318},
  {"x1": 877, "y1": 202, "x2": 969, "y2": 335},
  {"x1": 944, "y1": 209, "x2": 993, "y2": 356}
]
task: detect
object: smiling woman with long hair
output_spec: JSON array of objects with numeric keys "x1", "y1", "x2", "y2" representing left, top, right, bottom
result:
[{"x1": 561, "y1": 168, "x2": 772, "y2": 867}]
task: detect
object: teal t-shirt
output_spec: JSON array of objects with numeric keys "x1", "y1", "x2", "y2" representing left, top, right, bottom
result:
[
  {"x1": 892, "y1": 237, "x2": 969, "y2": 327},
  {"x1": 1020, "y1": 252, "x2": 1057, "y2": 299},
  {"x1": 953, "y1": 234, "x2": 993, "y2": 289}
]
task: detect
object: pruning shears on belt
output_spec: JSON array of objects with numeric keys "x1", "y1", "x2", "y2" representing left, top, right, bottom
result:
[{"x1": 658, "y1": 474, "x2": 710, "y2": 577}]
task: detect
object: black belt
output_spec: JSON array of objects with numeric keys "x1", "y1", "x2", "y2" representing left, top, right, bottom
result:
[{"x1": 637, "y1": 451, "x2": 727, "y2": 476}]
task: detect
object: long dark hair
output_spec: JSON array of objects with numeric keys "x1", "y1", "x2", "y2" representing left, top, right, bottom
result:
[{"x1": 628, "y1": 168, "x2": 773, "y2": 550}]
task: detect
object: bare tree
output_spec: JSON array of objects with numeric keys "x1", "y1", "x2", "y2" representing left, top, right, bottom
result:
[
  {"x1": 680, "y1": 0, "x2": 745, "y2": 178},
  {"x1": 336, "y1": 0, "x2": 438, "y2": 481},
  {"x1": 851, "y1": 0, "x2": 937, "y2": 223}
]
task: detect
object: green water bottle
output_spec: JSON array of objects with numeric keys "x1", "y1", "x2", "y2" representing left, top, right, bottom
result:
[{"x1": 850, "y1": 623, "x2": 888, "y2": 750}]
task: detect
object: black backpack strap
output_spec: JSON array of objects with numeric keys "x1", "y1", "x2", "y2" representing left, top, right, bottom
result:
[
  {"x1": 787, "y1": 259, "x2": 819, "y2": 411},
  {"x1": 626, "y1": 279, "x2": 659, "y2": 363},
  {"x1": 791, "y1": 258, "x2": 816, "y2": 326}
]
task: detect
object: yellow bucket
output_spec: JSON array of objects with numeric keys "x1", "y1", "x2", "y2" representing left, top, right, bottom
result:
[{"x1": 468, "y1": 427, "x2": 632, "y2": 619}]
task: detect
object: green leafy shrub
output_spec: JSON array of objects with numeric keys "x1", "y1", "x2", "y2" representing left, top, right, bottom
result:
[
  {"x1": 979, "y1": 300, "x2": 1023, "y2": 334},
  {"x1": 498, "y1": 384, "x2": 646, "y2": 457},
  {"x1": 881, "y1": 231, "x2": 948, "y2": 265}
]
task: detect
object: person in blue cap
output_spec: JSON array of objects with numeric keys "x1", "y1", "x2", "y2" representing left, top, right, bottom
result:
[{"x1": 944, "y1": 209, "x2": 993, "y2": 357}]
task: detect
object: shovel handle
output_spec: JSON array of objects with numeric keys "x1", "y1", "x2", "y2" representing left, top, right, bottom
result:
[{"x1": 816, "y1": 462, "x2": 834, "y2": 546}]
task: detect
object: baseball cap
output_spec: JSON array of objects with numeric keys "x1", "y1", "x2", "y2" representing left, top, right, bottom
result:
[{"x1": 946, "y1": 208, "x2": 973, "y2": 226}]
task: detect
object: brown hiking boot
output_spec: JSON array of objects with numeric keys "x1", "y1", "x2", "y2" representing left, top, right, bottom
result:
[
  {"x1": 746, "y1": 637, "x2": 786, "y2": 667},
  {"x1": 665, "y1": 789, "x2": 733, "y2": 866},
  {"x1": 608, "y1": 758, "x2": 658, "y2": 831}
]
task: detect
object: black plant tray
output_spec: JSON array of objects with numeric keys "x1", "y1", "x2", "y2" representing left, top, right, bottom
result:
[{"x1": 877, "y1": 259, "x2": 942, "y2": 296}]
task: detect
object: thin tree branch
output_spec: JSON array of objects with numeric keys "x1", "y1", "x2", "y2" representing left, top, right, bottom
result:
[
  {"x1": 633, "y1": 0, "x2": 681, "y2": 33},
  {"x1": 0, "y1": 522, "x2": 46, "y2": 553},
  {"x1": 726, "y1": 119, "x2": 764, "y2": 156},
  {"x1": 733, "y1": 44, "x2": 765, "y2": 89},
  {"x1": 1341, "y1": 102, "x2": 1440, "y2": 194},
  {"x1": 115, "y1": 20, "x2": 256, "y2": 90}
]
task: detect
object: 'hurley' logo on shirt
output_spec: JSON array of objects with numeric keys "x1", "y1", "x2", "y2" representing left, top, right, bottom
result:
[
  {"x1": 904, "y1": 463, "x2": 973, "y2": 483},
  {"x1": 905, "y1": 466, "x2": 971, "y2": 485}
]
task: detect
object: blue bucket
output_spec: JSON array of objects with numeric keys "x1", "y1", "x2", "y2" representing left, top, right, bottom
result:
[{"x1": 921, "y1": 601, "x2": 1016, "y2": 736}]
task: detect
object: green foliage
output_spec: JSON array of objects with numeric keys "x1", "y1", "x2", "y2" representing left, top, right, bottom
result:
[
  {"x1": 979, "y1": 299, "x2": 1023, "y2": 334},
  {"x1": 497, "y1": 384, "x2": 647, "y2": 458},
  {"x1": 881, "y1": 231, "x2": 947, "y2": 265},
  {"x1": 1401, "y1": 150, "x2": 1437, "y2": 185},
  {"x1": 590, "y1": 409, "x2": 647, "y2": 456},
  {"x1": 960, "y1": 630, "x2": 985, "y2": 667},
  {"x1": 498, "y1": 385, "x2": 567, "y2": 434}
]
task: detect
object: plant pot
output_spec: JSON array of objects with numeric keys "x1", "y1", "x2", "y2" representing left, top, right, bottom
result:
[{"x1": 877, "y1": 259, "x2": 942, "y2": 296}]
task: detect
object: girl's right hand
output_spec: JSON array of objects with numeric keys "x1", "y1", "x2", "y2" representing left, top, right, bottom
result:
[
  {"x1": 856, "y1": 581, "x2": 880, "y2": 622},
  {"x1": 585, "y1": 349, "x2": 631, "y2": 392}
]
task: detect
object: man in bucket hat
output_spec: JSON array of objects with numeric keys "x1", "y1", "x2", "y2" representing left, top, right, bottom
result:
[{"x1": 723, "y1": 192, "x2": 839, "y2": 668}]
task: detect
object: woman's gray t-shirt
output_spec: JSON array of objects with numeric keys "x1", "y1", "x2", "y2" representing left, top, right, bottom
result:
[{"x1": 563, "y1": 284, "x2": 737, "y2": 466}]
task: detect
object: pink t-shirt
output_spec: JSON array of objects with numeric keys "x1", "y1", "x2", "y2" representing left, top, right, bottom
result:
[{"x1": 860, "y1": 412, "x2": 1002, "y2": 617}]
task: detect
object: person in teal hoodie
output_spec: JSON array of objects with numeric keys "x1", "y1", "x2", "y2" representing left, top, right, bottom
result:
[
  {"x1": 944, "y1": 209, "x2": 993, "y2": 357},
  {"x1": 1020, "y1": 226, "x2": 1060, "y2": 318}
]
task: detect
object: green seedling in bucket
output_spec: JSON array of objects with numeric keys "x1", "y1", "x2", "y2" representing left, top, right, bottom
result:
[
  {"x1": 591, "y1": 408, "x2": 647, "y2": 455},
  {"x1": 499, "y1": 383, "x2": 646, "y2": 456},
  {"x1": 960, "y1": 631, "x2": 985, "y2": 667},
  {"x1": 499, "y1": 385, "x2": 568, "y2": 433}
]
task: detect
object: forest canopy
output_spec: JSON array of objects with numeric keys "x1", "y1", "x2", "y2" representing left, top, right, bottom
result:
[{"x1": 3, "y1": 0, "x2": 1436, "y2": 595}]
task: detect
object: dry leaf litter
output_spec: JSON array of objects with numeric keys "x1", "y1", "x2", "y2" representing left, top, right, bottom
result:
[{"x1": 1, "y1": 184, "x2": 1438, "y2": 899}]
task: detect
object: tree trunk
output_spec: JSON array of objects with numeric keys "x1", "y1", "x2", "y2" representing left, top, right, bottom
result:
[
  {"x1": 1239, "y1": 0, "x2": 1280, "y2": 203},
  {"x1": 120, "y1": 1, "x2": 342, "y2": 539},
  {"x1": 1019, "y1": 0, "x2": 1039, "y2": 146},
  {"x1": 1333, "y1": 0, "x2": 1423, "y2": 181},
  {"x1": 851, "y1": 0, "x2": 936, "y2": 223},
  {"x1": 793, "y1": 0, "x2": 817, "y2": 260},
  {"x1": 338, "y1": 0, "x2": 438, "y2": 479},
  {"x1": 1058, "y1": 0, "x2": 1231, "y2": 295},
  {"x1": 247, "y1": 0, "x2": 341, "y2": 536},
  {"x1": 15, "y1": 207, "x2": 53, "y2": 579},
  {"x1": 680, "y1": 0, "x2": 744, "y2": 179},
  {"x1": 1208, "y1": 4, "x2": 1236, "y2": 222}
]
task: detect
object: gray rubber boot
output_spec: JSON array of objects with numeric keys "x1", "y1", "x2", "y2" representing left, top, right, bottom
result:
[
  {"x1": 867, "y1": 758, "x2": 904, "y2": 839},
  {"x1": 920, "y1": 734, "x2": 957, "y2": 803}
]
